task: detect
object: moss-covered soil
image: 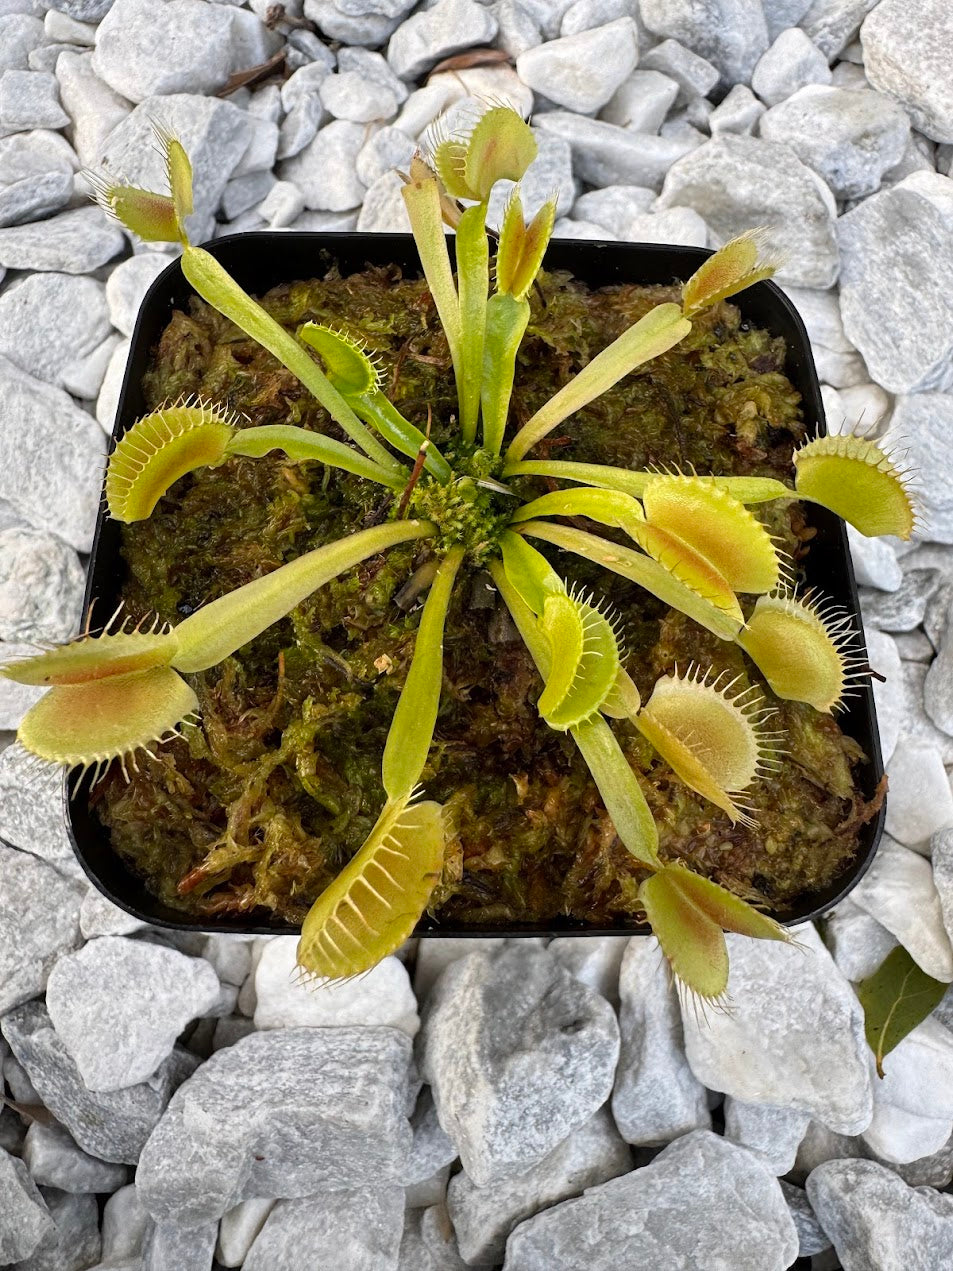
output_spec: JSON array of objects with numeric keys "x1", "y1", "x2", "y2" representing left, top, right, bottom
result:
[{"x1": 94, "y1": 263, "x2": 877, "y2": 929}]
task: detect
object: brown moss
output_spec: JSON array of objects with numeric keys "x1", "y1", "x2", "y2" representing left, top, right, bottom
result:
[{"x1": 94, "y1": 263, "x2": 872, "y2": 928}]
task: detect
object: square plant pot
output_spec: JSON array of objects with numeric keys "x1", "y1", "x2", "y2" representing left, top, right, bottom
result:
[{"x1": 67, "y1": 232, "x2": 885, "y2": 937}]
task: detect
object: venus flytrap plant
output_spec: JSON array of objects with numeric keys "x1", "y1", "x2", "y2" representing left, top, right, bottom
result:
[{"x1": 8, "y1": 107, "x2": 918, "y2": 1001}]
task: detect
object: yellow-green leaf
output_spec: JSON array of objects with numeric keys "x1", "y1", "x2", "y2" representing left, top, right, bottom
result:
[
  {"x1": 297, "y1": 798, "x2": 445, "y2": 981},
  {"x1": 2, "y1": 630, "x2": 178, "y2": 687},
  {"x1": 297, "y1": 323, "x2": 381, "y2": 397},
  {"x1": 538, "y1": 593, "x2": 620, "y2": 730},
  {"x1": 737, "y1": 591, "x2": 856, "y2": 713},
  {"x1": 681, "y1": 230, "x2": 778, "y2": 319},
  {"x1": 857, "y1": 945, "x2": 948, "y2": 1078},
  {"x1": 496, "y1": 192, "x2": 556, "y2": 301},
  {"x1": 794, "y1": 434, "x2": 915, "y2": 540},
  {"x1": 464, "y1": 106, "x2": 537, "y2": 201}
]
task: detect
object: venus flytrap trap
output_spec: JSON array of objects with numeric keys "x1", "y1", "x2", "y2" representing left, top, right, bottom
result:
[{"x1": 7, "y1": 106, "x2": 917, "y2": 1003}]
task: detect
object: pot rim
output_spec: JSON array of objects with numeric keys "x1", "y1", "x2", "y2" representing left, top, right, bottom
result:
[{"x1": 63, "y1": 231, "x2": 886, "y2": 937}]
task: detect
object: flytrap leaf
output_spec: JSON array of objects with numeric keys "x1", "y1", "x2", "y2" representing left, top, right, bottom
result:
[
  {"x1": 433, "y1": 105, "x2": 537, "y2": 203},
  {"x1": 737, "y1": 591, "x2": 862, "y2": 713},
  {"x1": 856, "y1": 945, "x2": 949, "y2": 1079},
  {"x1": 17, "y1": 666, "x2": 198, "y2": 769},
  {"x1": 633, "y1": 668, "x2": 780, "y2": 824},
  {"x1": 2, "y1": 629, "x2": 177, "y2": 686},
  {"x1": 537, "y1": 592, "x2": 621, "y2": 731},
  {"x1": 297, "y1": 798, "x2": 446, "y2": 981},
  {"x1": 639, "y1": 864, "x2": 788, "y2": 1000},
  {"x1": 793, "y1": 434, "x2": 915, "y2": 540},
  {"x1": 625, "y1": 519, "x2": 743, "y2": 627},
  {"x1": 495, "y1": 192, "x2": 557, "y2": 301},
  {"x1": 641, "y1": 475, "x2": 783, "y2": 595},
  {"x1": 297, "y1": 323, "x2": 381, "y2": 396},
  {"x1": 681, "y1": 230, "x2": 778, "y2": 319},
  {"x1": 88, "y1": 177, "x2": 181, "y2": 244},
  {"x1": 106, "y1": 404, "x2": 235, "y2": 522}
]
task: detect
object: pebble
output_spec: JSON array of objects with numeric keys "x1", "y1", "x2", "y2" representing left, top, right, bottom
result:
[
  {"x1": 0, "y1": 13, "x2": 46, "y2": 72},
  {"x1": 850, "y1": 834, "x2": 953, "y2": 980},
  {"x1": 547, "y1": 933, "x2": 627, "y2": 1002},
  {"x1": 825, "y1": 898, "x2": 899, "y2": 983},
  {"x1": 760, "y1": 85, "x2": 910, "y2": 199},
  {"x1": 659, "y1": 133, "x2": 838, "y2": 288},
  {"x1": 0, "y1": 744, "x2": 74, "y2": 867},
  {"x1": 0, "y1": 527, "x2": 84, "y2": 643},
  {"x1": 486, "y1": 131, "x2": 576, "y2": 224},
  {"x1": 0, "y1": 69, "x2": 69, "y2": 133},
  {"x1": 136, "y1": 1027, "x2": 415, "y2": 1224},
  {"x1": 412, "y1": 936, "x2": 508, "y2": 1002},
  {"x1": 54, "y1": 50, "x2": 130, "y2": 168},
  {"x1": 883, "y1": 741, "x2": 953, "y2": 850},
  {"x1": 406, "y1": 1088, "x2": 457, "y2": 1188},
  {"x1": 22, "y1": 1120, "x2": 130, "y2": 1193},
  {"x1": 243, "y1": 1190, "x2": 404, "y2": 1271},
  {"x1": 320, "y1": 48, "x2": 404, "y2": 124},
  {"x1": 862, "y1": 0, "x2": 953, "y2": 144},
  {"x1": 386, "y1": 0, "x2": 498, "y2": 81},
  {"x1": 1, "y1": 1001, "x2": 199, "y2": 1164},
  {"x1": 750, "y1": 28, "x2": 832, "y2": 108},
  {"x1": 0, "y1": 845, "x2": 84, "y2": 1014},
  {"x1": 447, "y1": 1108, "x2": 631, "y2": 1265},
  {"x1": 355, "y1": 169, "x2": 411, "y2": 232},
  {"x1": 571, "y1": 184, "x2": 655, "y2": 236},
  {"x1": 0, "y1": 171, "x2": 72, "y2": 228},
  {"x1": 303, "y1": 0, "x2": 402, "y2": 47},
  {"x1": 0, "y1": 1148, "x2": 53, "y2": 1264},
  {"x1": 279, "y1": 119, "x2": 367, "y2": 211},
  {"x1": 104, "y1": 253, "x2": 171, "y2": 337},
  {"x1": 216, "y1": 1199, "x2": 274, "y2": 1268},
  {"x1": 838, "y1": 178, "x2": 953, "y2": 394},
  {"x1": 420, "y1": 944, "x2": 620, "y2": 1186},
  {"x1": 626, "y1": 206, "x2": 708, "y2": 245},
  {"x1": 611, "y1": 936, "x2": 710, "y2": 1145},
  {"x1": 26, "y1": 1188, "x2": 101, "y2": 1270},
  {"x1": 680, "y1": 924, "x2": 873, "y2": 1134},
  {"x1": 502, "y1": 1130, "x2": 798, "y2": 1271},
  {"x1": 807, "y1": 1158, "x2": 953, "y2": 1270},
  {"x1": 864, "y1": 1016, "x2": 953, "y2": 1163},
  {"x1": 0, "y1": 205, "x2": 123, "y2": 274},
  {"x1": 0, "y1": 129, "x2": 78, "y2": 182},
  {"x1": 723, "y1": 1097, "x2": 811, "y2": 1174},
  {"x1": 862, "y1": 569, "x2": 939, "y2": 632},
  {"x1": 899, "y1": 661, "x2": 953, "y2": 765},
  {"x1": 639, "y1": 38, "x2": 719, "y2": 99},
  {"x1": 931, "y1": 826, "x2": 953, "y2": 946},
  {"x1": 851, "y1": 526, "x2": 902, "y2": 594},
  {"x1": 779, "y1": 1180, "x2": 832, "y2": 1258},
  {"x1": 601, "y1": 70, "x2": 680, "y2": 134},
  {"x1": 100, "y1": 1184, "x2": 151, "y2": 1263},
  {"x1": 534, "y1": 111, "x2": 701, "y2": 188},
  {"x1": 94, "y1": 335, "x2": 129, "y2": 433},
  {"x1": 0, "y1": 272, "x2": 111, "y2": 390},
  {"x1": 639, "y1": 0, "x2": 767, "y2": 86},
  {"x1": 45, "y1": 936, "x2": 222, "y2": 1091},
  {"x1": 708, "y1": 82, "x2": 765, "y2": 134},
  {"x1": 253, "y1": 937, "x2": 419, "y2": 1034},
  {"x1": 0, "y1": 639, "x2": 46, "y2": 727},
  {"x1": 355, "y1": 125, "x2": 415, "y2": 188},
  {"x1": 516, "y1": 18, "x2": 639, "y2": 114},
  {"x1": 784, "y1": 283, "x2": 854, "y2": 351},
  {"x1": 0, "y1": 356, "x2": 104, "y2": 552}
]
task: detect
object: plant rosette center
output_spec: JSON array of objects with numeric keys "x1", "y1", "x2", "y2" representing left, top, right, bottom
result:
[{"x1": 406, "y1": 447, "x2": 514, "y2": 564}]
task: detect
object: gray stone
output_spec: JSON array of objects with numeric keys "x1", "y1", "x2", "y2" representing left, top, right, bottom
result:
[
  {"x1": 101, "y1": 1184, "x2": 150, "y2": 1262},
  {"x1": 750, "y1": 28, "x2": 831, "y2": 107},
  {"x1": 486, "y1": 130, "x2": 576, "y2": 225},
  {"x1": 0, "y1": 206, "x2": 123, "y2": 273},
  {"x1": 355, "y1": 169, "x2": 411, "y2": 232},
  {"x1": 398, "y1": 1205, "x2": 470, "y2": 1271},
  {"x1": 762, "y1": 0, "x2": 813, "y2": 40},
  {"x1": 92, "y1": 0, "x2": 236, "y2": 102},
  {"x1": 23, "y1": 1121, "x2": 130, "y2": 1193},
  {"x1": 601, "y1": 70, "x2": 679, "y2": 134},
  {"x1": 279, "y1": 119, "x2": 366, "y2": 211},
  {"x1": 279, "y1": 57, "x2": 334, "y2": 117},
  {"x1": 611, "y1": 936, "x2": 710, "y2": 1145},
  {"x1": 243, "y1": 1190, "x2": 403, "y2": 1270},
  {"x1": 355, "y1": 125, "x2": 415, "y2": 188},
  {"x1": 0, "y1": 13, "x2": 45, "y2": 71},
  {"x1": 0, "y1": 356, "x2": 104, "y2": 552},
  {"x1": 851, "y1": 834, "x2": 953, "y2": 980},
  {"x1": 320, "y1": 45, "x2": 406, "y2": 124},
  {"x1": 105, "y1": 254, "x2": 171, "y2": 338},
  {"x1": 862, "y1": 569, "x2": 939, "y2": 632},
  {"x1": 276, "y1": 95, "x2": 324, "y2": 162},
  {"x1": 47, "y1": 0, "x2": 115, "y2": 18},
  {"x1": 838, "y1": 179, "x2": 953, "y2": 395},
  {"x1": 216, "y1": 1199, "x2": 274, "y2": 1269},
  {"x1": 253, "y1": 937, "x2": 418, "y2": 1034},
  {"x1": 885, "y1": 739, "x2": 953, "y2": 848},
  {"x1": 0, "y1": 129, "x2": 78, "y2": 183},
  {"x1": 95, "y1": 336, "x2": 129, "y2": 434},
  {"x1": 412, "y1": 937, "x2": 509, "y2": 1002},
  {"x1": 722, "y1": 1097, "x2": 811, "y2": 1174},
  {"x1": 932, "y1": 827, "x2": 953, "y2": 949},
  {"x1": 516, "y1": 18, "x2": 638, "y2": 114},
  {"x1": 639, "y1": 38, "x2": 719, "y2": 99},
  {"x1": 55, "y1": 51, "x2": 131, "y2": 171},
  {"x1": 302, "y1": 0, "x2": 401, "y2": 46},
  {"x1": 534, "y1": 111, "x2": 701, "y2": 189},
  {"x1": 571, "y1": 185, "x2": 655, "y2": 236},
  {"x1": 639, "y1": 0, "x2": 768, "y2": 85},
  {"x1": 0, "y1": 272, "x2": 111, "y2": 390},
  {"x1": 807, "y1": 1158, "x2": 953, "y2": 1269},
  {"x1": 387, "y1": 0, "x2": 498, "y2": 81},
  {"x1": 659, "y1": 131, "x2": 838, "y2": 288},
  {"x1": 46, "y1": 937, "x2": 221, "y2": 1092},
  {"x1": 547, "y1": 933, "x2": 627, "y2": 1002},
  {"x1": 136, "y1": 1027, "x2": 415, "y2": 1225},
  {"x1": 862, "y1": 0, "x2": 953, "y2": 143},
  {"x1": 560, "y1": 0, "x2": 635, "y2": 36},
  {"x1": 20, "y1": 1189, "x2": 101, "y2": 1271},
  {"x1": 0, "y1": 1148, "x2": 53, "y2": 1263},
  {"x1": 406, "y1": 1089, "x2": 457, "y2": 1186},
  {"x1": 0, "y1": 844, "x2": 83, "y2": 1013},
  {"x1": 851, "y1": 528, "x2": 902, "y2": 594},
  {"x1": 421, "y1": 944, "x2": 619, "y2": 1186},
  {"x1": 886, "y1": 397, "x2": 953, "y2": 541},
  {"x1": 779, "y1": 1181, "x2": 831, "y2": 1258},
  {"x1": 825, "y1": 897, "x2": 899, "y2": 983},
  {"x1": 895, "y1": 628, "x2": 935, "y2": 662},
  {"x1": 142, "y1": 1219, "x2": 217, "y2": 1271},
  {"x1": 1, "y1": 1001, "x2": 199, "y2": 1164},
  {"x1": 101, "y1": 95, "x2": 253, "y2": 240},
  {"x1": 627, "y1": 206, "x2": 708, "y2": 246},
  {"x1": 838, "y1": 381, "x2": 893, "y2": 434},
  {"x1": 43, "y1": 9, "x2": 98, "y2": 42},
  {"x1": 0, "y1": 171, "x2": 72, "y2": 227},
  {"x1": 760, "y1": 85, "x2": 909, "y2": 199},
  {"x1": 0, "y1": 70, "x2": 69, "y2": 133},
  {"x1": 0, "y1": 528, "x2": 84, "y2": 643},
  {"x1": 682, "y1": 924, "x2": 873, "y2": 1133},
  {"x1": 448, "y1": 1108, "x2": 631, "y2": 1265},
  {"x1": 0, "y1": 639, "x2": 46, "y2": 728},
  {"x1": 708, "y1": 82, "x2": 765, "y2": 134},
  {"x1": 502, "y1": 1130, "x2": 798, "y2": 1271},
  {"x1": 801, "y1": 0, "x2": 879, "y2": 59},
  {"x1": 554, "y1": 218, "x2": 617, "y2": 240},
  {"x1": 898, "y1": 660, "x2": 953, "y2": 766}
]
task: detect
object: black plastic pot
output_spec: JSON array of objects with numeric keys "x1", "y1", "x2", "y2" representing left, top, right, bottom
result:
[{"x1": 67, "y1": 232, "x2": 885, "y2": 937}]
